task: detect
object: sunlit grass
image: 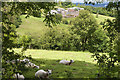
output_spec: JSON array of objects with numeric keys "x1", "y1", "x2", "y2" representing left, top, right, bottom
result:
[
  {"x1": 92, "y1": 14, "x2": 115, "y2": 24},
  {"x1": 15, "y1": 48, "x2": 96, "y2": 64},
  {"x1": 14, "y1": 48, "x2": 98, "y2": 78}
]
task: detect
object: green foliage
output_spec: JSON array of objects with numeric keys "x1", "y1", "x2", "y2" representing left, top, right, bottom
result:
[
  {"x1": 74, "y1": 8, "x2": 78, "y2": 11},
  {"x1": 32, "y1": 26, "x2": 73, "y2": 51},
  {"x1": 17, "y1": 35, "x2": 32, "y2": 52},
  {"x1": 92, "y1": 1, "x2": 120, "y2": 78},
  {"x1": 2, "y1": 2, "x2": 57, "y2": 79},
  {"x1": 32, "y1": 10, "x2": 41, "y2": 18},
  {"x1": 62, "y1": 19, "x2": 68, "y2": 24},
  {"x1": 10, "y1": 15, "x2": 22, "y2": 28},
  {"x1": 77, "y1": 4, "x2": 115, "y2": 17},
  {"x1": 96, "y1": 12, "x2": 98, "y2": 18},
  {"x1": 61, "y1": 0, "x2": 72, "y2": 8},
  {"x1": 54, "y1": 14, "x2": 62, "y2": 23},
  {"x1": 71, "y1": 10, "x2": 98, "y2": 51}
]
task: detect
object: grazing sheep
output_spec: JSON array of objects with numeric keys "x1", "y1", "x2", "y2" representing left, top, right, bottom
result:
[
  {"x1": 59, "y1": 60, "x2": 74, "y2": 65},
  {"x1": 33, "y1": 65, "x2": 40, "y2": 69},
  {"x1": 35, "y1": 69, "x2": 52, "y2": 79},
  {"x1": 25, "y1": 63, "x2": 31, "y2": 68},
  {"x1": 30, "y1": 63, "x2": 35, "y2": 67},
  {"x1": 13, "y1": 73, "x2": 25, "y2": 80},
  {"x1": 22, "y1": 58, "x2": 30, "y2": 63},
  {"x1": 36, "y1": 66, "x2": 40, "y2": 69}
]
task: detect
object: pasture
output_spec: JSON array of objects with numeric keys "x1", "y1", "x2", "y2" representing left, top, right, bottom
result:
[
  {"x1": 15, "y1": 49, "x2": 98, "y2": 78},
  {"x1": 15, "y1": 14, "x2": 114, "y2": 79},
  {"x1": 92, "y1": 14, "x2": 115, "y2": 24},
  {"x1": 17, "y1": 14, "x2": 114, "y2": 37}
]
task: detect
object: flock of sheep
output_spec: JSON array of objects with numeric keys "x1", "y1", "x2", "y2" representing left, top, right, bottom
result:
[{"x1": 5, "y1": 58, "x2": 74, "y2": 80}]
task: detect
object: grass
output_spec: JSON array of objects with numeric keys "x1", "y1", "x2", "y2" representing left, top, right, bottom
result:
[
  {"x1": 17, "y1": 14, "x2": 115, "y2": 39},
  {"x1": 92, "y1": 14, "x2": 115, "y2": 24},
  {"x1": 15, "y1": 49, "x2": 96, "y2": 64},
  {"x1": 17, "y1": 15, "x2": 47, "y2": 36},
  {"x1": 14, "y1": 48, "x2": 98, "y2": 78},
  {"x1": 63, "y1": 13, "x2": 115, "y2": 24},
  {"x1": 17, "y1": 15, "x2": 69, "y2": 37}
]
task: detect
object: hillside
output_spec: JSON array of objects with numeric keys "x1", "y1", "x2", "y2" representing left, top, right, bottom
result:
[
  {"x1": 92, "y1": 14, "x2": 115, "y2": 24},
  {"x1": 17, "y1": 14, "x2": 115, "y2": 37},
  {"x1": 17, "y1": 15, "x2": 69, "y2": 37}
]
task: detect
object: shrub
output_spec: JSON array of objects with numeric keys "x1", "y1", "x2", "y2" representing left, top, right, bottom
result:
[
  {"x1": 55, "y1": 14, "x2": 62, "y2": 23},
  {"x1": 62, "y1": 19, "x2": 68, "y2": 24}
]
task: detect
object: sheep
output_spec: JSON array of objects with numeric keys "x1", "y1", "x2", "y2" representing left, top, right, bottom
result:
[
  {"x1": 35, "y1": 66, "x2": 40, "y2": 69},
  {"x1": 35, "y1": 69, "x2": 52, "y2": 79},
  {"x1": 25, "y1": 63, "x2": 31, "y2": 68},
  {"x1": 22, "y1": 58, "x2": 30, "y2": 63},
  {"x1": 13, "y1": 73, "x2": 25, "y2": 80},
  {"x1": 59, "y1": 60, "x2": 74, "y2": 65},
  {"x1": 30, "y1": 62, "x2": 36, "y2": 67},
  {"x1": 33, "y1": 65, "x2": 40, "y2": 69},
  {"x1": 17, "y1": 59, "x2": 23, "y2": 63},
  {"x1": 24, "y1": 62, "x2": 39, "y2": 69}
]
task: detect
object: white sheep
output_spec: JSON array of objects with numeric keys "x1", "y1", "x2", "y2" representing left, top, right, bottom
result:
[
  {"x1": 13, "y1": 73, "x2": 25, "y2": 80},
  {"x1": 59, "y1": 60, "x2": 74, "y2": 65},
  {"x1": 25, "y1": 63, "x2": 31, "y2": 68},
  {"x1": 24, "y1": 62, "x2": 39, "y2": 69},
  {"x1": 22, "y1": 58, "x2": 30, "y2": 63},
  {"x1": 35, "y1": 69, "x2": 52, "y2": 79},
  {"x1": 33, "y1": 65, "x2": 40, "y2": 69},
  {"x1": 35, "y1": 65, "x2": 40, "y2": 69}
]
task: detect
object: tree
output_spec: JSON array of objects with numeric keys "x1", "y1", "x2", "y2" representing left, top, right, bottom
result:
[
  {"x1": 54, "y1": 14, "x2": 62, "y2": 24},
  {"x1": 71, "y1": 10, "x2": 99, "y2": 51},
  {"x1": 61, "y1": 0, "x2": 72, "y2": 8},
  {"x1": 2, "y1": 2, "x2": 56, "y2": 79},
  {"x1": 92, "y1": 1, "x2": 120, "y2": 78}
]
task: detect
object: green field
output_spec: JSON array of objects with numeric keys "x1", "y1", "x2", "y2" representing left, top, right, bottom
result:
[
  {"x1": 17, "y1": 15, "x2": 69, "y2": 37},
  {"x1": 17, "y1": 14, "x2": 114, "y2": 37},
  {"x1": 92, "y1": 14, "x2": 115, "y2": 24},
  {"x1": 15, "y1": 49, "x2": 98, "y2": 78}
]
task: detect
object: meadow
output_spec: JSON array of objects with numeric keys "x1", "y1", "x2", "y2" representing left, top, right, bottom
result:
[
  {"x1": 17, "y1": 13, "x2": 114, "y2": 37},
  {"x1": 92, "y1": 14, "x2": 115, "y2": 24},
  {"x1": 15, "y1": 49, "x2": 98, "y2": 79},
  {"x1": 15, "y1": 13, "x2": 114, "y2": 78}
]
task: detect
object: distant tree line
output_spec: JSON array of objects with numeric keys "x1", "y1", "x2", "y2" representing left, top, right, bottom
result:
[{"x1": 77, "y1": 4, "x2": 115, "y2": 17}]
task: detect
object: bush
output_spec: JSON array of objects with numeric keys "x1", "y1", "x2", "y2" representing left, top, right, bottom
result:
[
  {"x1": 62, "y1": 19, "x2": 68, "y2": 24},
  {"x1": 55, "y1": 14, "x2": 62, "y2": 23}
]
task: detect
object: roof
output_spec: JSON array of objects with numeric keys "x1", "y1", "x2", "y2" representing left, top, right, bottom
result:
[{"x1": 50, "y1": 10, "x2": 58, "y2": 14}]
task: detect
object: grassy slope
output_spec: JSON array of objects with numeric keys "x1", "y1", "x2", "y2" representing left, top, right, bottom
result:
[
  {"x1": 17, "y1": 15, "x2": 69, "y2": 37},
  {"x1": 92, "y1": 14, "x2": 115, "y2": 24},
  {"x1": 17, "y1": 15, "x2": 47, "y2": 37},
  {"x1": 15, "y1": 49, "x2": 97, "y2": 78},
  {"x1": 63, "y1": 13, "x2": 115, "y2": 24},
  {"x1": 17, "y1": 14, "x2": 115, "y2": 40},
  {"x1": 17, "y1": 14, "x2": 114, "y2": 37}
]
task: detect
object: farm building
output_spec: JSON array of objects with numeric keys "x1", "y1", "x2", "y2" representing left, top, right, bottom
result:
[
  {"x1": 72, "y1": 7, "x2": 84, "y2": 10},
  {"x1": 52, "y1": 7, "x2": 84, "y2": 18},
  {"x1": 50, "y1": 10, "x2": 58, "y2": 14}
]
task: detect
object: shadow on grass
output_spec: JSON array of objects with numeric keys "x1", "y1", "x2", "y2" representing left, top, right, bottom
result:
[{"x1": 20, "y1": 58, "x2": 98, "y2": 79}]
